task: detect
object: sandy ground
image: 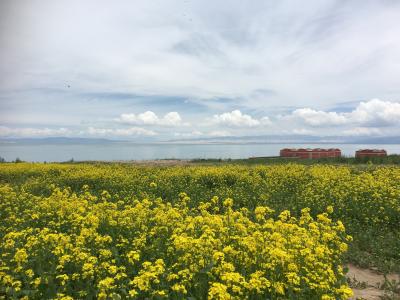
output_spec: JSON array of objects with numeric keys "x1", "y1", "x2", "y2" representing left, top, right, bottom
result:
[{"x1": 347, "y1": 264, "x2": 400, "y2": 299}]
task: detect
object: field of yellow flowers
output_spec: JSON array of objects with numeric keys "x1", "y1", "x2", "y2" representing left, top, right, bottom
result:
[{"x1": 0, "y1": 163, "x2": 399, "y2": 299}]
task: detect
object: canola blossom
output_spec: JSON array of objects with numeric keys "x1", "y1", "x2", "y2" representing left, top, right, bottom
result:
[
  {"x1": 0, "y1": 162, "x2": 399, "y2": 299},
  {"x1": 0, "y1": 186, "x2": 352, "y2": 299}
]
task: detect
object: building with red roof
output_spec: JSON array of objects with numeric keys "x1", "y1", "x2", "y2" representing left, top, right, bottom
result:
[
  {"x1": 355, "y1": 149, "x2": 387, "y2": 158},
  {"x1": 280, "y1": 148, "x2": 341, "y2": 159}
]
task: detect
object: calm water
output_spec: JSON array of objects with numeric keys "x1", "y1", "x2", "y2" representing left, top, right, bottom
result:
[{"x1": 1, "y1": 143, "x2": 400, "y2": 162}]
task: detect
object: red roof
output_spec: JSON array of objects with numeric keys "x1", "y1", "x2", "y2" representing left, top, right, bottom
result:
[
  {"x1": 356, "y1": 149, "x2": 386, "y2": 153},
  {"x1": 281, "y1": 148, "x2": 341, "y2": 152}
]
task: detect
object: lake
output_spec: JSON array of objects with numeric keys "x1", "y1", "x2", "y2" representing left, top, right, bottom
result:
[{"x1": 1, "y1": 142, "x2": 400, "y2": 162}]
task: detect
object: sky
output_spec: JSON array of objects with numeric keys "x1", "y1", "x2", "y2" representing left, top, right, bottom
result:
[{"x1": 1, "y1": 0, "x2": 400, "y2": 140}]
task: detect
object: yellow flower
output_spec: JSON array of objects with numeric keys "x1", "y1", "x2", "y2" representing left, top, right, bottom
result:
[
  {"x1": 208, "y1": 282, "x2": 231, "y2": 300},
  {"x1": 149, "y1": 182, "x2": 157, "y2": 188},
  {"x1": 213, "y1": 251, "x2": 225, "y2": 262},
  {"x1": 172, "y1": 283, "x2": 187, "y2": 294},
  {"x1": 25, "y1": 269, "x2": 34, "y2": 278},
  {"x1": 127, "y1": 250, "x2": 140, "y2": 264},
  {"x1": 98, "y1": 277, "x2": 115, "y2": 290},
  {"x1": 14, "y1": 249, "x2": 28, "y2": 264},
  {"x1": 273, "y1": 282, "x2": 285, "y2": 295},
  {"x1": 223, "y1": 198, "x2": 233, "y2": 208},
  {"x1": 0, "y1": 163, "x2": 368, "y2": 299}
]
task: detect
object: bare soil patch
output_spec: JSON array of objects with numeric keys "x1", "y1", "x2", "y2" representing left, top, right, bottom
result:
[{"x1": 347, "y1": 264, "x2": 400, "y2": 299}]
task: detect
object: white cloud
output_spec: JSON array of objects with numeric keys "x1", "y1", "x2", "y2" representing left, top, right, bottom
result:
[
  {"x1": 1, "y1": 99, "x2": 399, "y2": 139},
  {"x1": 174, "y1": 130, "x2": 203, "y2": 137},
  {"x1": 283, "y1": 99, "x2": 400, "y2": 128},
  {"x1": 2, "y1": 1, "x2": 400, "y2": 135},
  {"x1": 174, "y1": 130, "x2": 234, "y2": 138},
  {"x1": 87, "y1": 127, "x2": 156, "y2": 136},
  {"x1": 348, "y1": 99, "x2": 400, "y2": 126},
  {"x1": 289, "y1": 108, "x2": 347, "y2": 126},
  {"x1": 0, "y1": 126, "x2": 71, "y2": 137},
  {"x1": 124, "y1": 111, "x2": 159, "y2": 125},
  {"x1": 3, "y1": 0, "x2": 400, "y2": 111},
  {"x1": 260, "y1": 116, "x2": 272, "y2": 125},
  {"x1": 117, "y1": 111, "x2": 185, "y2": 126},
  {"x1": 208, "y1": 130, "x2": 232, "y2": 137},
  {"x1": 292, "y1": 128, "x2": 315, "y2": 135},
  {"x1": 163, "y1": 112, "x2": 183, "y2": 126},
  {"x1": 342, "y1": 127, "x2": 382, "y2": 136},
  {"x1": 0, "y1": 126, "x2": 157, "y2": 138},
  {"x1": 212, "y1": 110, "x2": 262, "y2": 127}
]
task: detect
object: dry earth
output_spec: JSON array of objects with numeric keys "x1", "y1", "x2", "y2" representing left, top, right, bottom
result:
[{"x1": 347, "y1": 264, "x2": 400, "y2": 299}]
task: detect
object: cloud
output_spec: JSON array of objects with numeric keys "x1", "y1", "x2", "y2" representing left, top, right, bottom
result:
[
  {"x1": 283, "y1": 99, "x2": 400, "y2": 128},
  {"x1": 288, "y1": 108, "x2": 347, "y2": 126},
  {"x1": 342, "y1": 127, "x2": 382, "y2": 136},
  {"x1": 208, "y1": 130, "x2": 232, "y2": 137},
  {"x1": 173, "y1": 130, "x2": 236, "y2": 138},
  {"x1": 174, "y1": 130, "x2": 203, "y2": 137},
  {"x1": 1, "y1": 98, "x2": 399, "y2": 139},
  {"x1": 291, "y1": 128, "x2": 315, "y2": 135},
  {"x1": 0, "y1": 125, "x2": 157, "y2": 138},
  {"x1": 260, "y1": 116, "x2": 272, "y2": 125},
  {"x1": 348, "y1": 99, "x2": 400, "y2": 126},
  {"x1": 117, "y1": 111, "x2": 186, "y2": 126},
  {"x1": 211, "y1": 110, "x2": 270, "y2": 127},
  {"x1": 0, "y1": 126, "x2": 71, "y2": 137},
  {"x1": 87, "y1": 127, "x2": 156, "y2": 136},
  {"x1": 2, "y1": 0, "x2": 400, "y2": 119},
  {"x1": 1, "y1": 0, "x2": 400, "y2": 143}
]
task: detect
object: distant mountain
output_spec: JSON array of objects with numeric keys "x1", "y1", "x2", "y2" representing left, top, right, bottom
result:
[
  {"x1": 0, "y1": 137, "x2": 125, "y2": 144},
  {"x1": 353, "y1": 136, "x2": 400, "y2": 144},
  {"x1": 1, "y1": 135, "x2": 400, "y2": 145},
  {"x1": 167, "y1": 135, "x2": 400, "y2": 144}
]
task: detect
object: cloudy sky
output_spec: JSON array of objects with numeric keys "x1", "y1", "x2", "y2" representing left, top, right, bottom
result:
[{"x1": 1, "y1": 0, "x2": 400, "y2": 140}]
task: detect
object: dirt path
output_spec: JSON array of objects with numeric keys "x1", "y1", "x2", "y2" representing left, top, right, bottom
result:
[{"x1": 347, "y1": 264, "x2": 399, "y2": 299}]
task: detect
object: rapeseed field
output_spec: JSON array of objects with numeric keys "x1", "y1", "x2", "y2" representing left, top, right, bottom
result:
[{"x1": 0, "y1": 163, "x2": 399, "y2": 299}]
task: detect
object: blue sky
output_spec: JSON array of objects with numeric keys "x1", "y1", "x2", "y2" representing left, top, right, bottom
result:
[{"x1": 1, "y1": 0, "x2": 400, "y2": 140}]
